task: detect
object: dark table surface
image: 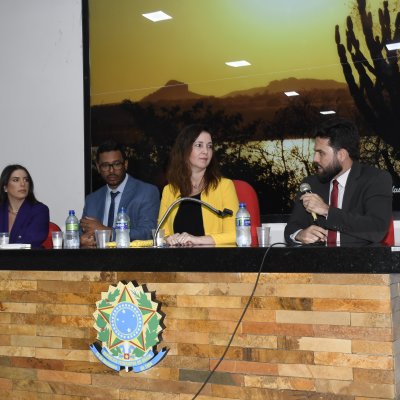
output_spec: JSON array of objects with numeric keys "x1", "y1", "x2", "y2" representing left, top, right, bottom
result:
[{"x1": 1, "y1": 243, "x2": 400, "y2": 273}]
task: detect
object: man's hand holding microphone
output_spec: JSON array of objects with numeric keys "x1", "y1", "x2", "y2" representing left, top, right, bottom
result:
[{"x1": 295, "y1": 183, "x2": 329, "y2": 244}]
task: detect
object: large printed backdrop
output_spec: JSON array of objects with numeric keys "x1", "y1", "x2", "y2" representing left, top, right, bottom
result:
[{"x1": 87, "y1": 0, "x2": 400, "y2": 215}]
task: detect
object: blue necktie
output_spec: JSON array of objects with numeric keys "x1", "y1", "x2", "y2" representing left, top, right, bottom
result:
[{"x1": 107, "y1": 191, "x2": 120, "y2": 228}]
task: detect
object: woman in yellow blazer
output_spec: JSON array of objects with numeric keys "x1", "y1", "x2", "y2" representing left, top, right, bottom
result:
[{"x1": 159, "y1": 124, "x2": 239, "y2": 246}]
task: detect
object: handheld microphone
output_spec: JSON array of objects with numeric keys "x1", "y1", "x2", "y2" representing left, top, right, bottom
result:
[
  {"x1": 153, "y1": 197, "x2": 233, "y2": 247},
  {"x1": 299, "y1": 183, "x2": 317, "y2": 221}
]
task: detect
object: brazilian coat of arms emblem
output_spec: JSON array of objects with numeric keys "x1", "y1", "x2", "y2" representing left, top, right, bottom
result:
[{"x1": 90, "y1": 281, "x2": 167, "y2": 372}]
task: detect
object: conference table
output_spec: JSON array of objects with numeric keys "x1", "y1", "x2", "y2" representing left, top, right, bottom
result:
[{"x1": 1, "y1": 244, "x2": 400, "y2": 399}]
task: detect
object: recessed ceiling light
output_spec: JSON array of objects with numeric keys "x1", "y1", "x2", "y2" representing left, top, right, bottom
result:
[
  {"x1": 142, "y1": 11, "x2": 172, "y2": 22},
  {"x1": 320, "y1": 110, "x2": 336, "y2": 115},
  {"x1": 386, "y1": 42, "x2": 400, "y2": 51},
  {"x1": 225, "y1": 60, "x2": 251, "y2": 68},
  {"x1": 284, "y1": 91, "x2": 299, "y2": 97}
]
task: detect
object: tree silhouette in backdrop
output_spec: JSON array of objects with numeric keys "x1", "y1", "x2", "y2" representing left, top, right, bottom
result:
[{"x1": 335, "y1": 0, "x2": 400, "y2": 172}]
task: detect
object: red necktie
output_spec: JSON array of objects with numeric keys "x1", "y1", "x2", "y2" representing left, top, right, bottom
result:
[{"x1": 327, "y1": 180, "x2": 339, "y2": 244}]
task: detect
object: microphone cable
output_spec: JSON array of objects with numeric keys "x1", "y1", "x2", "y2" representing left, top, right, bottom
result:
[{"x1": 191, "y1": 242, "x2": 287, "y2": 399}]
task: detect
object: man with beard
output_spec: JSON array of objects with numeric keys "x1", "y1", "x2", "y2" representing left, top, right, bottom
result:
[
  {"x1": 80, "y1": 140, "x2": 160, "y2": 247},
  {"x1": 284, "y1": 117, "x2": 392, "y2": 245}
]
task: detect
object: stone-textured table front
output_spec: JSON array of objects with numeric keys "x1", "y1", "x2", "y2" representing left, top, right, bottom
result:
[{"x1": 0, "y1": 246, "x2": 400, "y2": 399}]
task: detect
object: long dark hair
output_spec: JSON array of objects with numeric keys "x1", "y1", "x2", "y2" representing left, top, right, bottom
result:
[
  {"x1": 167, "y1": 124, "x2": 222, "y2": 197},
  {"x1": 0, "y1": 164, "x2": 37, "y2": 204}
]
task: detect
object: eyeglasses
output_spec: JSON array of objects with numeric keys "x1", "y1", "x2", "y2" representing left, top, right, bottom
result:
[{"x1": 99, "y1": 161, "x2": 124, "y2": 171}]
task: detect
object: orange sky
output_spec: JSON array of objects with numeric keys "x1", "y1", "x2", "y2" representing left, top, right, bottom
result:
[{"x1": 89, "y1": 0, "x2": 386, "y2": 104}]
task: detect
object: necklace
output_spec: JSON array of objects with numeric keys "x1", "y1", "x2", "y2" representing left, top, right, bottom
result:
[
  {"x1": 191, "y1": 176, "x2": 204, "y2": 190},
  {"x1": 8, "y1": 206, "x2": 19, "y2": 215}
]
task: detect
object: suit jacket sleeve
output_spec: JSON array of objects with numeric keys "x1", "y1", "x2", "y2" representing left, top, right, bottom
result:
[
  {"x1": 128, "y1": 183, "x2": 160, "y2": 241},
  {"x1": 11, "y1": 202, "x2": 50, "y2": 247},
  {"x1": 326, "y1": 166, "x2": 392, "y2": 243}
]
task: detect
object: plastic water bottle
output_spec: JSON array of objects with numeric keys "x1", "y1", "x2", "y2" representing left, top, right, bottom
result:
[
  {"x1": 115, "y1": 207, "x2": 130, "y2": 248},
  {"x1": 236, "y1": 202, "x2": 251, "y2": 247},
  {"x1": 64, "y1": 210, "x2": 80, "y2": 249}
]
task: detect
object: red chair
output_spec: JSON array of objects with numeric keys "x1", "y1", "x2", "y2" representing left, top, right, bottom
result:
[
  {"x1": 381, "y1": 217, "x2": 394, "y2": 246},
  {"x1": 233, "y1": 180, "x2": 261, "y2": 246},
  {"x1": 42, "y1": 222, "x2": 62, "y2": 249}
]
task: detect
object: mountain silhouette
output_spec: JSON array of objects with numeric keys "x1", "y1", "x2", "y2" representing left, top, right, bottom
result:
[
  {"x1": 223, "y1": 77, "x2": 347, "y2": 98},
  {"x1": 141, "y1": 80, "x2": 206, "y2": 102}
]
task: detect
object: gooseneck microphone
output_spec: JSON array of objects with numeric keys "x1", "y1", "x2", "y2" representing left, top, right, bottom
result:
[
  {"x1": 153, "y1": 197, "x2": 233, "y2": 247},
  {"x1": 299, "y1": 183, "x2": 317, "y2": 221}
]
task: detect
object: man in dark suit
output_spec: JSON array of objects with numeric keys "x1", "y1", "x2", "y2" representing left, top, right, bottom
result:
[
  {"x1": 284, "y1": 118, "x2": 392, "y2": 245},
  {"x1": 80, "y1": 140, "x2": 160, "y2": 247}
]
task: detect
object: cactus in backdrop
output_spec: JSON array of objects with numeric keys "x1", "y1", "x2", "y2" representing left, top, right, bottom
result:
[{"x1": 335, "y1": 0, "x2": 400, "y2": 153}]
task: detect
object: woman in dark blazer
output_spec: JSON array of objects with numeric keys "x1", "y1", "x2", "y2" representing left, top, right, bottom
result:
[{"x1": 0, "y1": 164, "x2": 49, "y2": 247}]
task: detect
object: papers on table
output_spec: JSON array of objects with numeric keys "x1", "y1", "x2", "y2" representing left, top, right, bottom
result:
[{"x1": 0, "y1": 243, "x2": 31, "y2": 250}]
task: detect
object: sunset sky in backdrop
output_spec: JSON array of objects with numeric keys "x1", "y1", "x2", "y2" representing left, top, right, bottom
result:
[{"x1": 89, "y1": 0, "x2": 387, "y2": 104}]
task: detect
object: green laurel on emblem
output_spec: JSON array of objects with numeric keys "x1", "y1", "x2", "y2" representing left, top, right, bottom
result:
[{"x1": 90, "y1": 281, "x2": 166, "y2": 372}]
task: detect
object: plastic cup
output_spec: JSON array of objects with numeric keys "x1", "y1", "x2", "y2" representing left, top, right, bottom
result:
[
  {"x1": 256, "y1": 226, "x2": 270, "y2": 247},
  {"x1": 152, "y1": 228, "x2": 165, "y2": 247},
  {"x1": 0, "y1": 232, "x2": 9, "y2": 245},
  {"x1": 51, "y1": 231, "x2": 63, "y2": 249},
  {"x1": 95, "y1": 229, "x2": 112, "y2": 248}
]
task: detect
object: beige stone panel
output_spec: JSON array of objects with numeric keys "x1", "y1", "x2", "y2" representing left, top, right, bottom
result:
[
  {"x1": 352, "y1": 340, "x2": 393, "y2": 355},
  {"x1": 36, "y1": 348, "x2": 90, "y2": 361},
  {"x1": 162, "y1": 307, "x2": 209, "y2": 320},
  {"x1": 210, "y1": 383, "x2": 246, "y2": 399},
  {"x1": 37, "y1": 280, "x2": 90, "y2": 293},
  {"x1": 241, "y1": 272, "x2": 313, "y2": 284},
  {"x1": 350, "y1": 285, "x2": 390, "y2": 300},
  {"x1": 36, "y1": 325, "x2": 88, "y2": 339},
  {"x1": 313, "y1": 298, "x2": 391, "y2": 313},
  {"x1": 210, "y1": 333, "x2": 277, "y2": 349},
  {"x1": 3, "y1": 390, "x2": 38, "y2": 400},
  {"x1": 63, "y1": 270, "x2": 118, "y2": 282},
  {"x1": 163, "y1": 330, "x2": 209, "y2": 345},
  {"x1": 173, "y1": 319, "x2": 238, "y2": 334},
  {"x1": 209, "y1": 282, "x2": 271, "y2": 296},
  {"x1": 120, "y1": 390, "x2": 179, "y2": 400},
  {"x1": 151, "y1": 354, "x2": 209, "y2": 370},
  {"x1": 11, "y1": 335, "x2": 62, "y2": 349},
  {"x1": 295, "y1": 337, "x2": 351, "y2": 353},
  {"x1": 314, "y1": 324, "x2": 392, "y2": 342},
  {"x1": 36, "y1": 304, "x2": 89, "y2": 316},
  {"x1": 177, "y1": 295, "x2": 243, "y2": 308},
  {"x1": 6, "y1": 271, "x2": 64, "y2": 281},
  {"x1": 353, "y1": 368, "x2": 394, "y2": 384},
  {"x1": 176, "y1": 271, "x2": 242, "y2": 283},
  {"x1": 276, "y1": 310, "x2": 350, "y2": 325},
  {"x1": 0, "y1": 365, "x2": 36, "y2": 380},
  {"x1": 0, "y1": 313, "x2": 11, "y2": 323},
  {"x1": 146, "y1": 282, "x2": 209, "y2": 296},
  {"x1": 37, "y1": 369, "x2": 91, "y2": 385},
  {"x1": 0, "y1": 324, "x2": 36, "y2": 336},
  {"x1": 1, "y1": 302, "x2": 36, "y2": 314},
  {"x1": 351, "y1": 312, "x2": 392, "y2": 328},
  {"x1": 315, "y1": 379, "x2": 394, "y2": 398},
  {"x1": 208, "y1": 308, "x2": 275, "y2": 322},
  {"x1": 275, "y1": 283, "x2": 350, "y2": 299},
  {"x1": 63, "y1": 382, "x2": 119, "y2": 398},
  {"x1": 313, "y1": 274, "x2": 390, "y2": 286},
  {"x1": 243, "y1": 375, "x2": 278, "y2": 389},
  {"x1": 0, "y1": 280, "x2": 37, "y2": 291},
  {"x1": 278, "y1": 363, "x2": 353, "y2": 380},
  {"x1": 37, "y1": 395, "x2": 85, "y2": 400},
  {"x1": 0, "y1": 335, "x2": 10, "y2": 346},
  {"x1": 314, "y1": 352, "x2": 393, "y2": 369},
  {"x1": 60, "y1": 315, "x2": 93, "y2": 328},
  {"x1": 131, "y1": 366, "x2": 179, "y2": 381},
  {"x1": 276, "y1": 376, "x2": 316, "y2": 391},
  {"x1": 0, "y1": 377, "x2": 12, "y2": 390}
]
